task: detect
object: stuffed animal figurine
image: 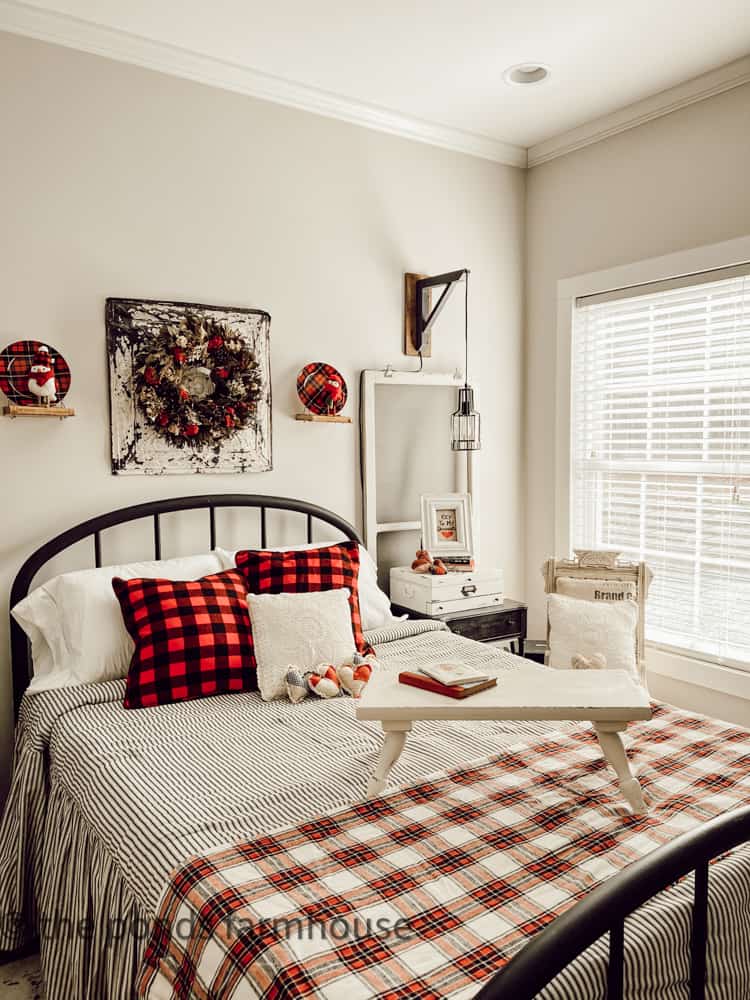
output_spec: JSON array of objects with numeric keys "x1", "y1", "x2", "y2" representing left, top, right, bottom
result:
[
  {"x1": 321, "y1": 376, "x2": 344, "y2": 415},
  {"x1": 27, "y1": 345, "x2": 58, "y2": 406},
  {"x1": 411, "y1": 549, "x2": 432, "y2": 573},
  {"x1": 571, "y1": 653, "x2": 607, "y2": 670},
  {"x1": 410, "y1": 549, "x2": 448, "y2": 575}
]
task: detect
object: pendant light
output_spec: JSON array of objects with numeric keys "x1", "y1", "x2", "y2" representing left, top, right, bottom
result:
[{"x1": 451, "y1": 271, "x2": 481, "y2": 450}]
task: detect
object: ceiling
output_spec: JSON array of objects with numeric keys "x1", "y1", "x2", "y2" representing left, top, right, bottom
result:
[{"x1": 5, "y1": 0, "x2": 750, "y2": 156}]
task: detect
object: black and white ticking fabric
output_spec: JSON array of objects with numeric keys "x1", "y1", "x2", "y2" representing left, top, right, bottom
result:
[{"x1": 0, "y1": 621, "x2": 749, "y2": 1000}]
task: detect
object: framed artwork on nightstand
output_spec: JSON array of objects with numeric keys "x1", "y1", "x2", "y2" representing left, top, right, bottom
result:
[{"x1": 420, "y1": 493, "x2": 474, "y2": 559}]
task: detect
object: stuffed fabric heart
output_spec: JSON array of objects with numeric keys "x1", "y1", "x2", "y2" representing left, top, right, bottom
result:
[
  {"x1": 287, "y1": 654, "x2": 378, "y2": 702},
  {"x1": 338, "y1": 653, "x2": 378, "y2": 698},
  {"x1": 571, "y1": 653, "x2": 607, "y2": 670},
  {"x1": 286, "y1": 668, "x2": 310, "y2": 704},
  {"x1": 338, "y1": 664, "x2": 371, "y2": 698},
  {"x1": 307, "y1": 664, "x2": 341, "y2": 699}
]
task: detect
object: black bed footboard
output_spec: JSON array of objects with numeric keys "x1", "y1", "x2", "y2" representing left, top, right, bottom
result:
[{"x1": 475, "y1": 805, "x2": 750, "y2": 1000}]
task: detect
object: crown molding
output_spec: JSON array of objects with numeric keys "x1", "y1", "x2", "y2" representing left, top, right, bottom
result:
[
  {"x1": 2, "y1": 0, "x2": 746, "y2": 172},
  {"x1": 528, "y1": 55, "x2": 750, "y2": 167},
  {"x1": 0, "y1": 0, "x2": 528, "y2": 169}
]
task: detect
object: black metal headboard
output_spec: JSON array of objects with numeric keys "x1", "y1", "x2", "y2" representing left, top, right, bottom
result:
[{"x1": 9, "y1": 494, "x2": 361, "y2": 715}]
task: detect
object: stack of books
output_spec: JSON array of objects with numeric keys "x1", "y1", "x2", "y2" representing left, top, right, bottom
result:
[
  {"x1": 442, "y1": 557, "x2": 475, "y2": 572},
  {"x1": 399, "y1": 662, "x2": 497, "y2": 699}
]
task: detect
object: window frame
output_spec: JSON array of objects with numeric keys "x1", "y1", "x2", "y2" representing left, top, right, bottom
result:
[{"x1": 555, "y1": 234, "x2": 750, "y2": 674}]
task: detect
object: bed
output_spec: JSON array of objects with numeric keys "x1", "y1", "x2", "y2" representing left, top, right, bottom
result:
[{"x1": 1, "y1": 494, "x2": 749, "y2": 1000}]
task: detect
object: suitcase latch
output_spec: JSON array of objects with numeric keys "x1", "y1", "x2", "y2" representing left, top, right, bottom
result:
[{"x1": 461, "y1": 584, "x2": 477, "y2": 597}]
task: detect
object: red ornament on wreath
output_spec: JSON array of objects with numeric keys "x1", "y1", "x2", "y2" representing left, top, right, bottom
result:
[{"x1": 296, "y1": 362, "x2": 348, "y2": 416}]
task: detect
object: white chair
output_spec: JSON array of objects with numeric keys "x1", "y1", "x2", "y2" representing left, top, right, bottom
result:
[{"x1": 542, "y1": 549, "x2": 653, "y2": 685}]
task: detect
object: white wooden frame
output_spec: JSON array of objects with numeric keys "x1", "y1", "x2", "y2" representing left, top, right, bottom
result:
[
  {"x1": 420, "y1": 493, "x2": 474, "y2": 559},
  {"x1": 361, "y1": 369, "x2": 479, "y2": 559}
]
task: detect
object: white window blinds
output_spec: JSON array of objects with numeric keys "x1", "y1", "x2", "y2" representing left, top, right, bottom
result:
[{"x1": 571, "y1": 265, "x2": 750, "y2": 668}]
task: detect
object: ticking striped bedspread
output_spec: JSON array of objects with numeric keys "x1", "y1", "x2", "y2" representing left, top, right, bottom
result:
[
  {"x1": 1, "y1": 619, "x2": 749, "y2": 1000},
  {"x1": 137, "y1": 704, "x2": 750, "y2": 1000}
]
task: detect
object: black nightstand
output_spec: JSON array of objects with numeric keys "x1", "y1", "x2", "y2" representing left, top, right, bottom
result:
[{"x1": 391, "y1": 599, "x2": 527, "y2": 656}]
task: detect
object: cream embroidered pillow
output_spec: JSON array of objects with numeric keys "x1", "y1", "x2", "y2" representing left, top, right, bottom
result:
[
  {"x1": 547, "y1": 593, "x2": 638, "y2": 679},
  {"x1": 247, "y1": 588, "x2": 357, "y2": 701}
]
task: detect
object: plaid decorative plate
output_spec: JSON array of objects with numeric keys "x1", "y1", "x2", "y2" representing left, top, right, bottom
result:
[
  {"x1": 0, "y1": 340, "x2": 72, "y2": 406},
  {"x1": 296, "y1": 361, "x2": 347, "y2": 415}
]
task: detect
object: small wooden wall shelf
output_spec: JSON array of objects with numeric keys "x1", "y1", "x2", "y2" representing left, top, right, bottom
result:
[
  {"x1": 295, "y1": 413, "x2": 352, "y2": 424},
  {"x1": 3, "y1": 404, "x2": 75, "y2": 419}
]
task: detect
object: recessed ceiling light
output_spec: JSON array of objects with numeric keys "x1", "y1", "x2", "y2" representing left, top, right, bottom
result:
[{"x1": 503, "y1": 63, "x2": 550, "y2": 86}]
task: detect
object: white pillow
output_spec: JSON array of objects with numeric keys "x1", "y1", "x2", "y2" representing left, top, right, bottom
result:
[
  {"x1": 216, "y1": 543, "x2": 396, "y2": 631},
  {"x1": 12, "y1": 552, "x2": 225, "y2": 691},
  {"x1": 556, "y1": 577, "x2": 637, "y2": 603},
  {"x1": 547, "y1": 593, "x2": 638, "y2": 678},
  {"x1": 247, "y1": 588, "x2": 356, "y2": 702}
]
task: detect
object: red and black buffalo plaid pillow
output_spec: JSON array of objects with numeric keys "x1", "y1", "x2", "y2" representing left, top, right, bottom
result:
[
  {"x1": 113, "y1": 570, "x2": 255, "y2": 709},
  {"x1": 234, "y1": 541, "x2": 373, "y2": 658}
]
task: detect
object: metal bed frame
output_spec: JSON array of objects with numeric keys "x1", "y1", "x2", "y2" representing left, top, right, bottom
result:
[
  {"x1": 8, "y1": 494, "x2": 750, "y2": 997},
  {"x1": 9, "y1": 493, "x2": 360, "y2": 715},
  {"x1": 478, "y1": 804, "x2": 750, "y2": 999}
]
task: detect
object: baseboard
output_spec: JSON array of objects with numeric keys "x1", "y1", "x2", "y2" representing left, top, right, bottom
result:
[{"x1": 0, "y1": 939, "x2": 38, "y2": 966}]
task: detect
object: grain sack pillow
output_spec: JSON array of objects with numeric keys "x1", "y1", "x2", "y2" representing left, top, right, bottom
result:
[
  {"x1": 547, "y1": 593, "x2": 638, "y2": 679},
  {"x1": 234, "y1": 542, "x2": 374, "y2": 658},
  {"x1": 247, "y1": 589, "x2": 356, "y2": 701},
  {"x1": 113, "y1": 569, "x2": 255, "y2": 708},
  {"x1": 556, "y1": 576, "x2": 637, "y2": 604}
]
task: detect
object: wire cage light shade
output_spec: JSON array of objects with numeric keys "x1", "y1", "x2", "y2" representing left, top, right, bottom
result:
[{"x1": 451, "y1": 385, "x2": 481, "y2": 451}]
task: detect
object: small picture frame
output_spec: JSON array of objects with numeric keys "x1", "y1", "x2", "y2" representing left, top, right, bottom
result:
[{"x1": 420, "y1": 493, "x2": 474, "y2": 559}]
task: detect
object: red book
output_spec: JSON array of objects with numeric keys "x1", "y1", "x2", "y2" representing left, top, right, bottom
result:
[{"x1": 398, "y1": 671, "x2": 497, "y2": 699}]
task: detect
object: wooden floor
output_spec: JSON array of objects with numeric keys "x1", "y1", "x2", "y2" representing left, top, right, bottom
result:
[{"x1": 0, "y1": 954, "x2": 42, "y2": 999}]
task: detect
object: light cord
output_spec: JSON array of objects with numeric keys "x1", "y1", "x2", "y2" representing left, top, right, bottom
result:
[{"x1": 464, "y1": 269, "x2": 469, "y2": 387}]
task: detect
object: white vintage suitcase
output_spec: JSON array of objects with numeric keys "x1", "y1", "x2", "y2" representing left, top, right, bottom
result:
[{"x1": 389, "y1": 566, "x2": 504, "y2": 616}]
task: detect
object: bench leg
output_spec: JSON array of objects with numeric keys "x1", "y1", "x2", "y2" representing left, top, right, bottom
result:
[
  {"x1": 595, "y1": 723, "x2": 647, "y2": 815},
  {"x1": 366, "y1": 723, "x2": 411, "y2": 799}
]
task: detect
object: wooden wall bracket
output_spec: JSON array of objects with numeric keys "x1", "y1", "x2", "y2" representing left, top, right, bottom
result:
[
  {"x1": 404, "y1": 269, "x2": 468, "y2": 358},
  {"x1": 404, "y1": 273, "x2": 430, "y2": 357}
]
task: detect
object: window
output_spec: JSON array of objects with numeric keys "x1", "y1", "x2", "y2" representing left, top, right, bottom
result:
[{"x1": 571, "y1": 265, "x2": 750, "y2": 668}]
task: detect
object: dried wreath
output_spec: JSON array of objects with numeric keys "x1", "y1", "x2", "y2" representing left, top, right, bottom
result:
[{"x1": 134, "y1": 315, "x2": 263, "y2": 447}]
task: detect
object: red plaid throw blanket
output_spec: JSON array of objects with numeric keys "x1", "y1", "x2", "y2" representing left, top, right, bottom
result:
[{"x1": 138, "y1": 705, "x2": 750, "y2": 999}]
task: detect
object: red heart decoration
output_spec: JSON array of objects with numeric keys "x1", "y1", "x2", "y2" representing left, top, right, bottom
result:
[{"x1": 353, "y1": 664, "x2": 371, "y2": 683}]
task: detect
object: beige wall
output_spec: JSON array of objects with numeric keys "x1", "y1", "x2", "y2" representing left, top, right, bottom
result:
[
  {"x1": 0, "y1": 32, "x2": 525, "y2": 801},
  {"x1": 525, "y1": 82, "x2": 750, "y2": 722},
  {"x1": 4, "y1": 29, "x2": 748, "y2": 803}
]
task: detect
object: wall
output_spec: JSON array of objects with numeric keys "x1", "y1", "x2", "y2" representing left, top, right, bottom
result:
[
  {"x1": 525, "y1": 82, "x2": 750, "y2": 721},
  {"x1": 0, "y1": 32, "x2": 525, "y2": 801}
]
